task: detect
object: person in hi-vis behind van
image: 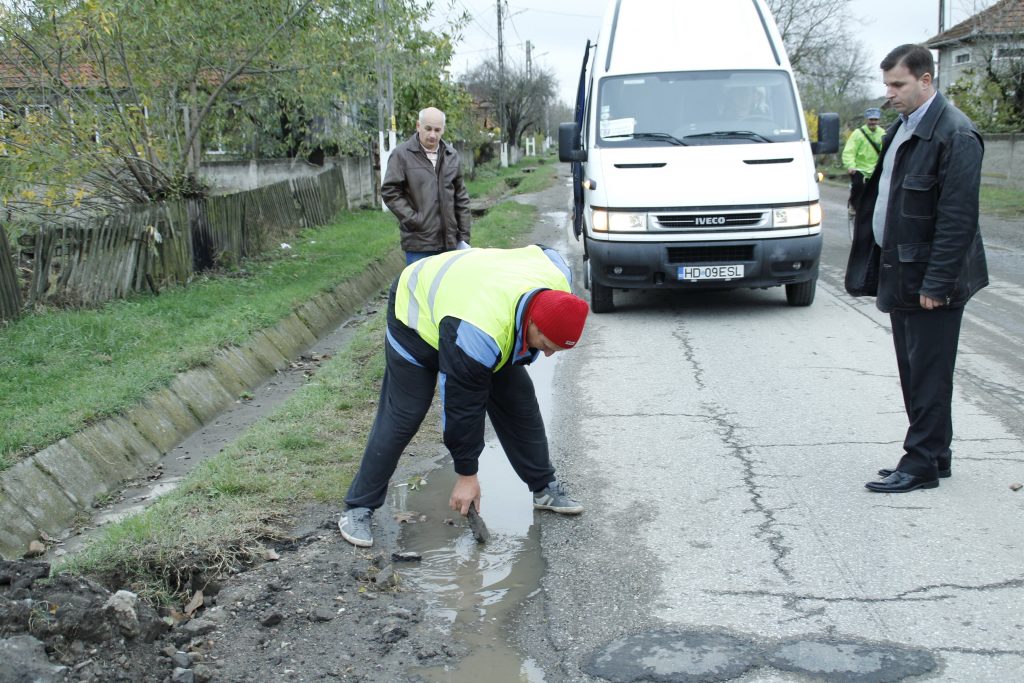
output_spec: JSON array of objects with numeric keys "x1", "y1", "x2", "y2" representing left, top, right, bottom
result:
[{"x1": 842, "y1": 107, "x2": 886, "y2": 215}]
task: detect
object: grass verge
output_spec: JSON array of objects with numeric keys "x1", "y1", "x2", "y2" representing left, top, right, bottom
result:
[
  {"x1": 0, "y1": 160, "x2": 558, "y2": 471},
  {"x1": 52, "y1": 162, "x2": 556, "y2": 598},
  {"x1": 58, "y1": 312, "x2": 387, "y2": 600},
  {"x1": 0, "y1": 212, "x2": 397, "y2": 469},
  {"x1": 820, "y1": 164, "x2": 1024, "y2": 219},
  {"x1": 467, "y1": 154, "x2": 556, "y2": 200},
  {"x1": 979, "y1": 184, "x2": 1024, "y2": 218}
]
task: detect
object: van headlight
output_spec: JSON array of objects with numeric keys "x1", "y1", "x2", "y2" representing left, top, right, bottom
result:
[
  {"x1": 772, "y1": 202, "x2": 821, "y2": 228},
  {"x1": 592, "y1": 209, "x2": 646, "y2": 232}
]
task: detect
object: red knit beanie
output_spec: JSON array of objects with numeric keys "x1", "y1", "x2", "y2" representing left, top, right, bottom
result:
[{"x1": 526, "y1": 290, "x2": 589, "y2": 349}]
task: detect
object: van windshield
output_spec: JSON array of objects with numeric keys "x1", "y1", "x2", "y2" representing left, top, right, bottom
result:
[{"x1": 596, "y1": 70, "x2": 804, "y2": 146}]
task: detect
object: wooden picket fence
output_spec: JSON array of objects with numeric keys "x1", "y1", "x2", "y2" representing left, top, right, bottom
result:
[
  {"x1": 0, "y1": 164, "x2": 351, "y2": 320},
  {"x1": 0, "y1": 228, "x2": 22, "y2": 322}
]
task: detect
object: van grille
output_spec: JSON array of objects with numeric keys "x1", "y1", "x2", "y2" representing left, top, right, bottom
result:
[
  {"x1": 666, "y1": 246, "x2": 755, "y2": 264},
  {"x1": 654, "y1": 212, "x2": 766, "y2": 230}
]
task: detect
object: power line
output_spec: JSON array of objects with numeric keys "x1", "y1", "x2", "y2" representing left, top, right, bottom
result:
[
  {"x1": 506, "y1": 3, "x2": 601, "y2": 18},
  {"x1": 507, "y1": 7, "x2": 523, "y2": 44},
  {"x1": 456, "y1": 0, "x2": 497, "y2": 41}
]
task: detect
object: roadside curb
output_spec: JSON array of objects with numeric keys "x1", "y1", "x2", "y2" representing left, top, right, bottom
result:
[{"x1": 0, "y1": 250, "x2": 405, "y2": 559}]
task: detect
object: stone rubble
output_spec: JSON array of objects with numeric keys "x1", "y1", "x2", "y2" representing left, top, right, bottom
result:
[{"x1": 0, "y1": 506, "x2": 459, "y2": 682}]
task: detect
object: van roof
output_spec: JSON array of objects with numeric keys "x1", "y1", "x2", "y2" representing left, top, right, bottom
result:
[{"x1": 598, "y1": 0, "x2": 790, "y2": 75}]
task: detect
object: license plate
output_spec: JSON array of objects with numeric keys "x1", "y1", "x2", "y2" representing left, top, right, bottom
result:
[{"x1": 678, "y1": 264, "x2": 744, "y2": 281}]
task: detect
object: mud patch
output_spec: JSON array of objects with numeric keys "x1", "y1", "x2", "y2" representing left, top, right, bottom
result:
[
  {"x1": 583, "y1": 628, "x2": 939, "y2": 682},
  {"x1": 2, "y1": 504, "x2": 462, "y2": 683}
]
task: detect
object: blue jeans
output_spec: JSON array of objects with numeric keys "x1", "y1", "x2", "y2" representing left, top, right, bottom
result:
[{"x1": 405, "y1": 251, "x2": 442, "y2": 265}]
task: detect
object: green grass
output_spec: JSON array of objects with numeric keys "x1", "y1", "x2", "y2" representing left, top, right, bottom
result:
[
  {"x1": 466, "y1": 155, "x2": 556, "y2": 201},
  {"x1": 979, "y1": 185, "x2": 1024, "y2": 217},
  {"x1": 1, "y1": 160, "x2": 557, "y2": 472},
  {"x1": 820, "y1": 168, "x2": 1024, "y2": 218},
  {"x1": 58, "y1": 313, "x2": 389, "y2": 600},
  {"x1": 56, "y1": 166, "x2": 554, "y2": 599},
  {"x1": 0, "y1": 212, "x2": 398, "y2": 468}
]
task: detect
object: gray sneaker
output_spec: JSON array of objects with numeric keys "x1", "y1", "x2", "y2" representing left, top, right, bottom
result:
[
  {"x1": 339, "y1": 507, "x2": 373, "y2": 547},
  {"x1": 533, "y1": 481, "x2": 584, "y2": 514}
]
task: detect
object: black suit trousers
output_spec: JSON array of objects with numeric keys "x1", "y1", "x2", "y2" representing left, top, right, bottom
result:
[{"x1": 891, "y1": 306, "x2": 965, "y2": 478}]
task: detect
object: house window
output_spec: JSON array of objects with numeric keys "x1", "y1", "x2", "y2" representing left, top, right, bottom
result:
[
  {"x1": 954, "y1": 52, "x2": 971, "y2": 64},
  {"x1": 22, "y1": 104, "x2": 52, "y2": 120},
  {"x1": 996, "y1": 46, "x2": 1024, "y2": 59}
]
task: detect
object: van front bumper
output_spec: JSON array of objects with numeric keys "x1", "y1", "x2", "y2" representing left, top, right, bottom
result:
[{"x1": 586, "y1": 233, "x2": 822, "y2": 290}]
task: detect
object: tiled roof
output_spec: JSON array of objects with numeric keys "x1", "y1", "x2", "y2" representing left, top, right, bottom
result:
[
  {"x1": 927, "y1": 0, "x2": 1024, "y2": 47},
  {"x1": 0, "y1": 60, "x2": 104, "y2": 89}
]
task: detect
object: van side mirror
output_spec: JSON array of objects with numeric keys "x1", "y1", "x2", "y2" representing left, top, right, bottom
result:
[
  {"x1": 811, "y1": 113, "x2": 840, "y2": 155},
  {"x1": 558, "y1": 122, "x2": 587, "y2": 162}
]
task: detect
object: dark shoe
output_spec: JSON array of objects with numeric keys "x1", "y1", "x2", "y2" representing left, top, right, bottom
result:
[
  {"x1": 878, "y1": 466, "x2": 951, "y2": 479},
  {"x1": 878, "y1": 451, "x2": 952, "y2": 479},
  {"x1": 865, "y1": 471, "x2": 939, "y2": 493}
]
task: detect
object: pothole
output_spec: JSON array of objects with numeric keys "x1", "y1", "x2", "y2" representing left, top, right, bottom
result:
[{"x1": 393, "y1": 356, "x2": 562, "y2": 682}]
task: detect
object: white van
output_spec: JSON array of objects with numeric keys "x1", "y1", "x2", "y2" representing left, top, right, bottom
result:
[{"x1": 559, "y1": 0, "x2": 839, "y2": 312}]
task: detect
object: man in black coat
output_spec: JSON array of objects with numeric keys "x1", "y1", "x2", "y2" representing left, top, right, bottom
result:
[{"x1": 845, "y1": 44, "x2": 988, "y2": 493}]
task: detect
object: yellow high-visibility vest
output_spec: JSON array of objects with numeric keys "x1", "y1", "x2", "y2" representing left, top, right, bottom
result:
[{"x1": 394, "y1": 246, "x2": 570, "y2": 370}]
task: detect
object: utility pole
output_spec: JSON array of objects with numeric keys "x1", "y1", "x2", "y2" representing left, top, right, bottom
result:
[
  {"x1": 525, "y1": 40, "x2": 532, "y2": 79},
  {"x1": 496, "y1": 0, "x2": 508, "y2": 166},
  {"x1": 375, "y1": 0, "x2": 397, "y2": 209}
]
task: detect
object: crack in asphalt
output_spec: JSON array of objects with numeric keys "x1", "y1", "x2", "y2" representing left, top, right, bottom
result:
[
  {"x1": 670, "y1": 314, "x2": 797, "y2": 584},
  {"x1": 738, "y1": 436, "x2": 1019, "y2": 450},
  {"x1": 583, "y1": 411, "x2": 716, "y2": 419},
  {"x1": 959, "y1": 365, "x2": 1024, "y2": 408},
  {"x1": 705, "y1": 401, "x2": 796, "y2": 583},
  {"x1": 672, "y1": 317, "x2": 706, "y2": 391},
  {"x1": 711, "y1": 573, "x2": 1024, "y2": 605}
]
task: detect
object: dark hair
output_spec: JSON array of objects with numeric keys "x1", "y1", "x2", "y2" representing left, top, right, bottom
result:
[{"x1": 880, "y1": 44, "x2": 934, "y2": 78}]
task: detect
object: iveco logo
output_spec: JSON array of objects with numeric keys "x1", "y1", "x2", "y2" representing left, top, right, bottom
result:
[{"x1": 695, "y1": 216, "x2": 726, "y2": 225}]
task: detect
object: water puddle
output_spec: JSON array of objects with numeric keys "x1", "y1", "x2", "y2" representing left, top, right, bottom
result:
[{"x1": 394, "y1": 356, "x2": 560, "y2": 682}]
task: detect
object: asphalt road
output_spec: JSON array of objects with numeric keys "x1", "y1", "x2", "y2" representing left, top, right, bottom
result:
[{"x1": 515, "y1": 176, "x2": 1024, "y2": 682}]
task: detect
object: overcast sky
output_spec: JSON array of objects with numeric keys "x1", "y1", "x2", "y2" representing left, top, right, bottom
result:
[{"x1": 439, "y1": 0, "x2": 997, "y2": 105}]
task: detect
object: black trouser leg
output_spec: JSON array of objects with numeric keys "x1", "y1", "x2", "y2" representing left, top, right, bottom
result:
[
  {"x1": 891, "y1": 306, "x2": 964, "y2": 478},
  {"x1": 486, "y1": 364, "x2": 555, "y2": 492},
  {"x1": 343, "y1": 341, "x2": 437, "y2": 510},
  {"x1": 849, "y1": 171, "x2": 865, "y2": 211}
]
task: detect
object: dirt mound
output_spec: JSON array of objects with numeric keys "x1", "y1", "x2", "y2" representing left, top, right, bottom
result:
[{"x1": 1, "y1": 505, "x2": 456, "y2": 683}]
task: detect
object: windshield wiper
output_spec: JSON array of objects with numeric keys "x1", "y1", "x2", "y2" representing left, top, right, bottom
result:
[
  {"x1": 604, "y1": 132, "x2": 688, "y2": 146},
  {"x1": 684, "y1": 130, "x2": 772, "y2": 143}
]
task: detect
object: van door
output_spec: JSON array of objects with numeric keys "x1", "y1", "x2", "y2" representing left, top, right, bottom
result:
[{"x1": 571, "y1": 42, "x2": 592, "y2": 241}]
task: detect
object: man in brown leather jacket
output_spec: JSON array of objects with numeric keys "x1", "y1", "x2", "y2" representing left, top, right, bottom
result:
[{"x1": 382, "y1": 107, "x2": 472, "y2": 264}]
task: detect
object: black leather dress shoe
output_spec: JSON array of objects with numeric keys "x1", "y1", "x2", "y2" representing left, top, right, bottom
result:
[
  {"x1": 877, "y1": 466, "x2": 951, "y2": 479},
  {"x1": 878, "y1": 451, "x2": 952, "y2": 479},
  {"x1": 865, "y1": 471, "x2": 939, "y2": 493}
]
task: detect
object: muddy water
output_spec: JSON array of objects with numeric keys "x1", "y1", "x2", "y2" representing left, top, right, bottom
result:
[{"x1": 393, "y1": 355, "x2": 561, "y2": 682}]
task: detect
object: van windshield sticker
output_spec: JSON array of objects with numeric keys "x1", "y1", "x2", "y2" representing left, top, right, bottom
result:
[
  {"x1": 601, "y1": 118, "x2": 636, "y2": 138},
  {"x1": 622, "y1": 78, "x2": 646, "y2": 85}
]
